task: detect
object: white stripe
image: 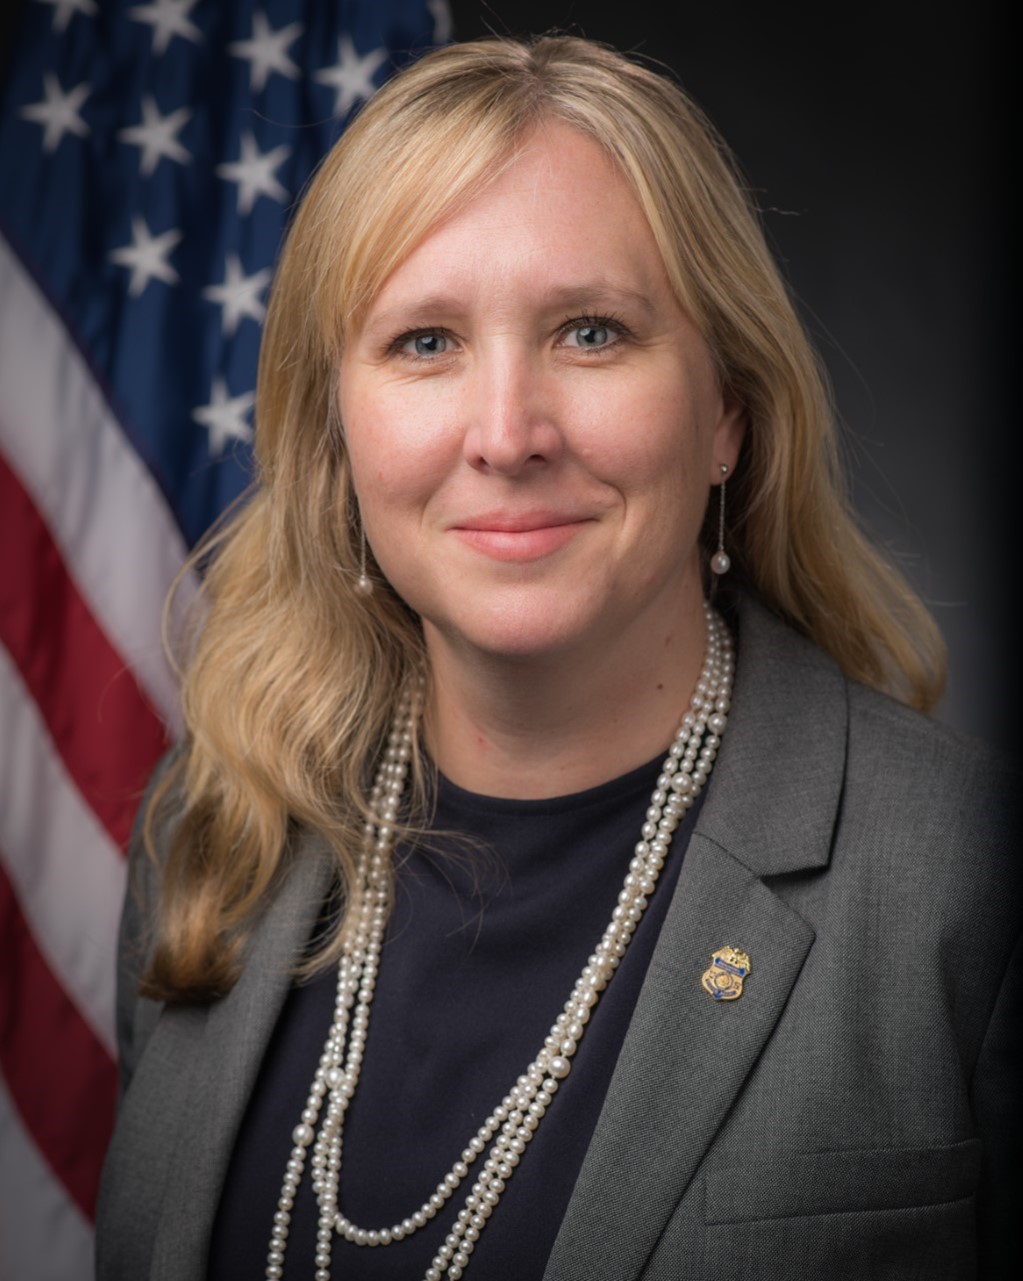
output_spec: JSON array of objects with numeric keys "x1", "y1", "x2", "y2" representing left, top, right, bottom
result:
[
  {"x1": 0, "y1": 234, "x2": 193, "y2": 734},
  {"x1": 0, "y1": 645, "x2": 125, "y2": 1057},
  {"x1": 0, "y1": 1075, "x2": 95, "y2": 1281}
]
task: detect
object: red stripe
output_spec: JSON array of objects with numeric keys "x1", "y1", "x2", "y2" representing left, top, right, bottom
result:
[
  {"x1": 0, "y1": 450, "x2": 170, "y2": 851},
  {"x1": 0, "y1": 860, "x2": 118, "y2": 1222}
]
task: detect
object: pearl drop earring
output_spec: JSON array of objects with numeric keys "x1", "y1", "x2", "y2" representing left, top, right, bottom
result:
[
  {"x1": 356, "y1": 524, "x2": 373, "y2": 596},
  {"x1": 711, "y1": 464, "x2": 731, "y2": 576}
]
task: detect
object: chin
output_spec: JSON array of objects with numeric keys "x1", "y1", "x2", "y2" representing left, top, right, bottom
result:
[{"x1": 424, "y1": 599, "x2": 604, "y2": 666}]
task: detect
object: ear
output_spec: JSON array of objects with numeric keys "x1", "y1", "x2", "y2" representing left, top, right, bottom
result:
[{"x1": 709, "y1": 393, "x2": 747, "y2": 484}]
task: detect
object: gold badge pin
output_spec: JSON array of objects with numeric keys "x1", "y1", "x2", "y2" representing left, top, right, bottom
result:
[{"x1": 701, "y1": 946, "x2": 751, "y2": 1001}]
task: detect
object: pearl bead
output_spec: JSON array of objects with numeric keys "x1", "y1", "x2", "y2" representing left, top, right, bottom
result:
[{"x1": 711, "y1": 550, "x2": 731, "y2": 574}]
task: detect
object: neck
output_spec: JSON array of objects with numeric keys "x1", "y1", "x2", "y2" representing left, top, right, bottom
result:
[{"x1": 422, "y1": 599, "x2": 711, "y2": 799}]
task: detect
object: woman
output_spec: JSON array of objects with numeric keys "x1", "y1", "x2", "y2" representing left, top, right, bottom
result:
[{"x1": 96, "y1": 35, "x2": 1019, "y2": 1281}]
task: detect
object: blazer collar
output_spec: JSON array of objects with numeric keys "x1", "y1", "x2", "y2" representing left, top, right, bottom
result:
[
  {"x1": 543, "y1": 594, "x2": 847, "y2": 1281},
  {"x1": 696, "y1": 591, "x2": 848, "y2": 878}
]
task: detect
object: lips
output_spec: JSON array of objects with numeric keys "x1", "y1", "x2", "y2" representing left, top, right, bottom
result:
[{"x1": 450, "y1": 511, "x2": 592, "y2": 562}]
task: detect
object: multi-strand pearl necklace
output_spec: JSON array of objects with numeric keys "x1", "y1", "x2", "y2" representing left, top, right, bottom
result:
[{"x1": 266, "y1": 603, "x2": 734, "y2": 1281}]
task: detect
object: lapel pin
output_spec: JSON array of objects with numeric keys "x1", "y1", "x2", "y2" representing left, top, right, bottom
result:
[{"x1": 701, "y1": 945, "x2": 751, "y2": 1001}]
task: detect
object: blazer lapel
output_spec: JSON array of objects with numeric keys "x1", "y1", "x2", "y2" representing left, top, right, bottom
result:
[
  {"x1": 543, "y1": 837, "x2": 815, "y2": 1281},
  {"x1": 147, "y1": 843, "x2": 335, "y2": 1281},
  {"x1": 544, "y1": 596, "x2": 848, "y2": 1281}
]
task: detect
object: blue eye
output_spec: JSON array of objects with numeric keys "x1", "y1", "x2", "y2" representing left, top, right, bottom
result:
[
  {"x1": 573, "y1": 324, "x2": 611, "y2": 347},
  {"x1": 402, "y1": 332, "x2": 448, "y2": 357},
  {"x1": 562, "y1": 318, "x2": 623, "y2": 350}
]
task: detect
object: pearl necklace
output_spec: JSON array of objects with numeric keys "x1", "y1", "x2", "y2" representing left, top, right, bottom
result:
[{"x1": 266, "y1": 604, "x2": 734, "y2": 1281}]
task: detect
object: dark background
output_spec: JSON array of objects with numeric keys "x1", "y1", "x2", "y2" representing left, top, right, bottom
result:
[{"x1": 449, "y1": 0, "x2": 1014, "y2": 751}]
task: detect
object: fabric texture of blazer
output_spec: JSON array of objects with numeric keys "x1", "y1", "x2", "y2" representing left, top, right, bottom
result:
[{"x1": 96, "y1": 595, "x2": 1022, "y2": 1280}]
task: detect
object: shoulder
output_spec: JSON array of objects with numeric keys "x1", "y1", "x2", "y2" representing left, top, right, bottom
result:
[
  {"x1": 814, "y1": 674, "x2": 1022, "y2": 1019},
  {"x1": 124, "y1": 745, "x2": 187, "y2": 925},
  {"x1": 114, "y1": 745, "x2": 187, "y2": 1093},
  {"x1": 842, "y1": 679, "x2": 1020, "y2": 868},
  {"x1": 732, "y1": 588, "x2": 1019, "y2": 848},
  {"x1": 725, "y1": 590, "x2": 1021, "y2": 921},
  {"x1": 846, "y1": 673, "x2": 1019, "y2": 792}
]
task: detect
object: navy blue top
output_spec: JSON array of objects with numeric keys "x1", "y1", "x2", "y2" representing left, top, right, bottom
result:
[{"x1": 207, "y1": 757, "x2": 705, "y2": 1280}]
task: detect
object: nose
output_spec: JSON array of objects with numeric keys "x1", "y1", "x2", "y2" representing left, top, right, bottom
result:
[{"x1": 462, "y1": 345, "x2": 564, "y2": 475}]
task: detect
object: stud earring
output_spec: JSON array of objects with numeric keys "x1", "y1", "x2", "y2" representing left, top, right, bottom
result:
[
  {"x1": 711, "y1": 464, "x2": 730, "y2": 576},
  {"x1": 356, "y1": 524, "x2": 374, "y2": 596}
]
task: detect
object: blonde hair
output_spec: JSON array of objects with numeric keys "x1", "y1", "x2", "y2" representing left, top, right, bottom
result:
[{"x1": 142, "y1": 35, "x2": 945, "y2": 1001}]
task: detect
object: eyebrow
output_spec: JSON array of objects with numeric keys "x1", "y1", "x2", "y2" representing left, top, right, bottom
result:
[
  {"x1": 361, "y1": 282, "x2": 658, "y2": 338},
  {"x1": 540, "y1": 283, "x2": 657, "y2": 318}
]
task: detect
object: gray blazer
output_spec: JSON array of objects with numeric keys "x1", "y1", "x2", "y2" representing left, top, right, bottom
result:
[{"x1": 96, "y1": 597, "x2": 1022, "y2": 1280}]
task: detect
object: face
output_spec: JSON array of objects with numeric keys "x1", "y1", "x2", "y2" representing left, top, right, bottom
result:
[{"x1": 339, "y1": 123, "x2": 744, "y2": 675}]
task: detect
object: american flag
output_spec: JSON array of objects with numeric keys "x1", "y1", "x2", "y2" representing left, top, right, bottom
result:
[{"x1": 0, "y1": 1, "x2": 451, "y2": 1275}]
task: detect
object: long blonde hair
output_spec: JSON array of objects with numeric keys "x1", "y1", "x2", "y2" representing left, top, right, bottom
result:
[{"x1": 142, "y1": 35, "x2": 945, "y2": 1001}]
